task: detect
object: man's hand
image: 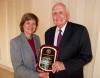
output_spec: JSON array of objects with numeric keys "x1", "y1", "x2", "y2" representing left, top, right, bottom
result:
[{"x1": 52, "y1": 61, "x2": 65, "y2": 73}]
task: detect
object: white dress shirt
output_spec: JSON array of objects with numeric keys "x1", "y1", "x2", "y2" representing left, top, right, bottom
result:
[{"x1": 54, "y1": 23, "x2": 67, "y2": 46}]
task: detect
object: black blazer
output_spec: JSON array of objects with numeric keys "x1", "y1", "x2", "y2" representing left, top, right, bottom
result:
[{"x1": 45, "y1": 22, "x2": 92, "y2": 78}]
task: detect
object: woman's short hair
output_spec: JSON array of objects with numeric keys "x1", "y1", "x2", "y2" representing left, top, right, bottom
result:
[{"x1": 19, "y1": 13, "x2": 39, "y2": 32}]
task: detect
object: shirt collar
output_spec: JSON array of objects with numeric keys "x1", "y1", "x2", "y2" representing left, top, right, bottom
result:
[{"x1": 56, "y1": 22, "x2": 67, "y2": 34}]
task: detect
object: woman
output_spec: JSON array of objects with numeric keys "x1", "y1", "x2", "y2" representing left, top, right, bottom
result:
[{"x1": 10, "y1": 13, "x2": 43, "y2": 78}]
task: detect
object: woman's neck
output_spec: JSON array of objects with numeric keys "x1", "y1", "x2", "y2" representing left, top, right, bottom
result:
[{"x1": 24, "y1": 32, "x2": 32, "y2": 39}]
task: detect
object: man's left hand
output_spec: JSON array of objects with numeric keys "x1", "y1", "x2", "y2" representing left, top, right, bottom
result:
[{"x1": 52, "y1": 61, "x2": 65, "y2": 73}]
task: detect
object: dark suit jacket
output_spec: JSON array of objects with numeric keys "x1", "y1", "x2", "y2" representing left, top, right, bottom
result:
[{"x1": 45, "y1": 22, "x2": 92, "y2": 78}]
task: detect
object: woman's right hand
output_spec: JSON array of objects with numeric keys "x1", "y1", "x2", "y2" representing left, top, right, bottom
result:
[
  {"x1": 38, "y1": 72, "x2": 49, "y2": 78},
  {"x1": 35, "y1": 64, "x2": 49, "y2": 78}
]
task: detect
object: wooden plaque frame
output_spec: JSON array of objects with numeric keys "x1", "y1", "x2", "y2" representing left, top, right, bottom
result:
[{"x1": 38, "y1": 45, "x2": 57, "y2": 72}]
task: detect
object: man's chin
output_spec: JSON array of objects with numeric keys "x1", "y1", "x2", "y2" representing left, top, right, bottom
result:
[{"x1": 56, "y1": 24, "x2": 63, "y2": 27}]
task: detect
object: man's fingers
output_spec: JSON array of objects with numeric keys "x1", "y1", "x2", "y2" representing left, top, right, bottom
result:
[
  {"x1": 52, "y1": 61, "x2": 65, "y2": 73},
  {"x1": 52, "y1": 63, "x2": 58, "y2": 73}
]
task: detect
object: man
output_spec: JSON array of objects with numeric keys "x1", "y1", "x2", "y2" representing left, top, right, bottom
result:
[{"x1": 45, "y1": 2, "x2": 92, "y2": 78}]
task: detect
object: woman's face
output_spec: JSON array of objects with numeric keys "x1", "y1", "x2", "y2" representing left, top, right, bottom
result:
[{"x1": 23, "y1": 19, "x2": 36, "y2": 35}]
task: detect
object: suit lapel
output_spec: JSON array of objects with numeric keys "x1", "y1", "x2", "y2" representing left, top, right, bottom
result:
[
  {"x1": 50, "y1": 26, "x2": 56, "y2": 45},
  {"x1": 60, "y1": 22, "x2": 72, "y2": 49},
  {"x1": 20, "y1": 33, "x2": 35, "y2": 61},
  {"x1": 32, "y1": 35, "x2": 39, "y2": 57}
]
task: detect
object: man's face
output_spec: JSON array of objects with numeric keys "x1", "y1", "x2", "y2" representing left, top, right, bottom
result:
[{"x1": 52, "y1": 5, "x2": 68, "y2": 28}]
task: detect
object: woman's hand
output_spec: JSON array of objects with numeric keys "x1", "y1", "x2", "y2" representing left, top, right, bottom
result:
[
  {"x1": 38, "y1": 72, "x2": 49, "y2": 78},
  {"x1": 35, "y1": 64, "x2": 49, "y2": 78}
]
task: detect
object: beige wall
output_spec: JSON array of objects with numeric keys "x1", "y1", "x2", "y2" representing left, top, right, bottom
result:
[
  {"x1": 0, "y1": 0, "x2": 100, "y2": 78},
  {"x1": 93, "y1": 25, "x2": 100, "y2": 78}
]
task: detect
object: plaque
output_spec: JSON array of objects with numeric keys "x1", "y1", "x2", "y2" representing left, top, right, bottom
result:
[{"x1": 38, "y1": 45, "x2": 57, "y2": 72}]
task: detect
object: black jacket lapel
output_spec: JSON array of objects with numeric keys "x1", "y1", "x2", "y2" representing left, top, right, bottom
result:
[{"x1": 60, "y1": 22, "x2": 72, "y2": 49}]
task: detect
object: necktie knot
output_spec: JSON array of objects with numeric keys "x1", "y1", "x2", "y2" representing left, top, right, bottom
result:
[{"x1": 59, "y1": 29, "x2": 62, "y2": 33}]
